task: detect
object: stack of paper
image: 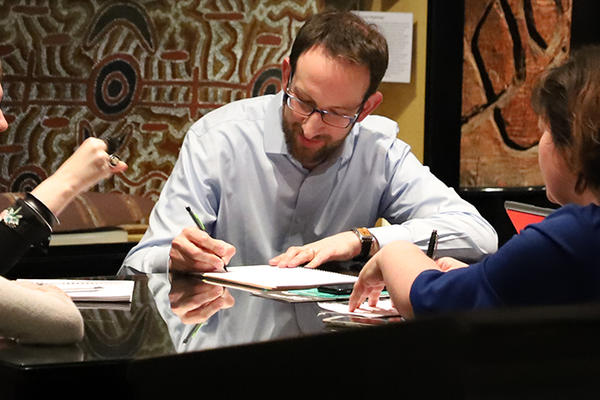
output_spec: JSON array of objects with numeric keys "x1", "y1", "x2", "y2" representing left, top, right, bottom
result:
[
  {"x1": 318, "y1": 298, "x2": 400, "y2": 318},
  {"x1": 17, "y1": 279, "x2": 135, "y2": 302}
]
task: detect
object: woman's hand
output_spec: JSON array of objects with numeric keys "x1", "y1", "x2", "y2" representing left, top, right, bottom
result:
[
  {"x1": 31, "y1": 137, "x2": 128, "y2": 216},
  {"x1": 435, "y1": 257, "x2": 468, "y2": 271},
  {"x1": 349, "y1": 240, "x2": 440, "y2": 318}
]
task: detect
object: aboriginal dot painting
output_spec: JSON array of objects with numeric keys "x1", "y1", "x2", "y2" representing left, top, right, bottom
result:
[{"x1": 0, "y1": 1, "x2": 321, "y2": 200}]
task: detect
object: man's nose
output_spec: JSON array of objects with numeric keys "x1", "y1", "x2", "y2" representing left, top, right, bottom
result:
[{"x1": 301, "y1": 112, "x2": 324, "y2": 139}]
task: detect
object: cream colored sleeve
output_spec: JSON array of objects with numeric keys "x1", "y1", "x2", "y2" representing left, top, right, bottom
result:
[{"x1": 0, "y1": 276, "x2": 84, "y2": 344}]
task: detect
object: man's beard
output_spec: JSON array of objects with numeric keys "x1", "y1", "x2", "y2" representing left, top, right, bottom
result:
[{"x1": 282, "y1": 115, "x2": 346, "y2": 169}]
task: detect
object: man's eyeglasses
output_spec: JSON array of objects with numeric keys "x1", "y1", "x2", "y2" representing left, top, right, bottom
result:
[{"x1": 283, "y1": 89, "x2": 362, "y2": 128}]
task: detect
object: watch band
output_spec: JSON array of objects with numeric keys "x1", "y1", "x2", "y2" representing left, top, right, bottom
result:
[{"x1": 352, "y1": 227, "x2": 373, "y2": 261}]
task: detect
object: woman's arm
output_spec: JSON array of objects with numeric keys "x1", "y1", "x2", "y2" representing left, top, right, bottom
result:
[
  {"x1": 0, "y1": 276, "x2": 84, "y2": 344},
  {"x1": 0, "y1": 138, "x2": 127, "y2": 274}
]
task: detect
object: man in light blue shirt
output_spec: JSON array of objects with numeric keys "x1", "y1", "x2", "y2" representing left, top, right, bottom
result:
[{"x1": 122, "y1": 10, "x2": 497, "y2": 274}]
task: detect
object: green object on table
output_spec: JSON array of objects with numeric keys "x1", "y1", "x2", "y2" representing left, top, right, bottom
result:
[{"x1": 287, "y1": 288, "x2": 389, "y2": 299}]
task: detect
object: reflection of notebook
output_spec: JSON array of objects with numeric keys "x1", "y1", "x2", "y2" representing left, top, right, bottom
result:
[{"x1": 504, "y1": 201, "x2": 555, "y2": 233}]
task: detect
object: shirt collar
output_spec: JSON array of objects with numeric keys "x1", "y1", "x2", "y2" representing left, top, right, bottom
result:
[{"x1": 264, "y1": 91, "x2": 288, "y2": 155}]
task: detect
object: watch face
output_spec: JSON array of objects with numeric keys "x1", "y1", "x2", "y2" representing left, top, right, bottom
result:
[{"x1": 356, "y1": 227, "x2": 372, "y2": 240}]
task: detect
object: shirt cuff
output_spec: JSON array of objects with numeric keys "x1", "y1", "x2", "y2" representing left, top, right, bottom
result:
[{"x1": 369, "y1": 224, "x2": 412, "y2": 249}]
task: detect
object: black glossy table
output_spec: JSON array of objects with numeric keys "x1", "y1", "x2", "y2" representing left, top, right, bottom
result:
[{"x1": 2, "y1": 270, "x2": 600, "y2": 399}]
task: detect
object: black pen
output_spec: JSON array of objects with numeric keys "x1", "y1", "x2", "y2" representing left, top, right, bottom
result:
[
  {"x1": 426, "y1": 229, "x2": 438, "y2": 258},
  {"x1": 185, "y1": 206, "x2": 227, "y2": 272}
]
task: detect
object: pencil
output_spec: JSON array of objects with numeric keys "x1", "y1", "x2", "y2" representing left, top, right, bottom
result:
[
  {"x1": 186, "y1": 206, "x2": 206, "y2": 231},
  {"x1": 185, "y1": 206, "x2": 227, "y2": 272},
  {"x1": 182, "y1": 323, "x2": 202, "y2": 344}
]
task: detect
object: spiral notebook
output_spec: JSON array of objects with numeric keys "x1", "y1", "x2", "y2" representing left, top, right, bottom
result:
[{"x1": 200, "y1": 265, "x2": 357, "y2": 291}]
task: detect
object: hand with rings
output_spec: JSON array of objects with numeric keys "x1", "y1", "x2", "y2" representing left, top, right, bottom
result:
[
  {"x1": 29, "y1": 137, "x2": 128, "y2": 217},
  {"x1": 269, "y1": 231, "x2": 363, "y2": 269},
  {"x1": 109, "y1": 153, "x2": 121, "y2": 167}
]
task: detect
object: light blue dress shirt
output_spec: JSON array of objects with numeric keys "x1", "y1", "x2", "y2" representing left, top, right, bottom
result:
[{"x1": 122, "y1": 92, "x2": 497, "y2": 273}]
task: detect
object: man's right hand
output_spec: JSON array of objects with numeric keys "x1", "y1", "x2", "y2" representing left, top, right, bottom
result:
[
  {"x1": 168, "y1": 275, "x2": 234, "y2": 325},
  {"x1": 169, "y1": 227, "x2": 236, "y2": 273}
]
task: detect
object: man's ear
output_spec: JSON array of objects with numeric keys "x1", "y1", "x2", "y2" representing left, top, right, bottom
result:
[
  {"x1": 356, "y1": 91, "x2": 383, "y2": 122},
  {"x1": 281, "y1": 57, "x2": 291, "y2": 91}
]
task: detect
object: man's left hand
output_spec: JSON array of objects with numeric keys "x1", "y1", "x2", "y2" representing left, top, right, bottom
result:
[{"x1": 269, "y1": 231, "x2": 362, "y2": 269}]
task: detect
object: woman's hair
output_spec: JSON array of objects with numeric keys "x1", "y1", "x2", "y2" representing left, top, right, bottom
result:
[
  {"x1": 531, "y1": 45, "x2": 600, "y2": 196},
  {"x1": 288, "y1": 10, "x2": 388, "y2": 102}
]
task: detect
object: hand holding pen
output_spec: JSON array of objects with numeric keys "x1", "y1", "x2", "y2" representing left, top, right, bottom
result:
[
  {"x1": 168, "y1": 206, "x2": 236, "y2": 273},
  {"x1": 429, "y1": 229, "x2": 469, "y2": 271},
  {"x1": 185, "y1": 206, "x2": 228, "y2": 272}
]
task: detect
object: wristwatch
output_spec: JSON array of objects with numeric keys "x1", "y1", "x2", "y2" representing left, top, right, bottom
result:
[{"x1": 352, "y1": 227, "x2": 374, "y2": 261}]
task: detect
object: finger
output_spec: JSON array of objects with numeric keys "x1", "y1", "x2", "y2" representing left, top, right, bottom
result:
[
  {"x1": 268, "y1": 254, "x2": 282, "y2": 265},
  {"x1": 170, "y1": 284, "x2": 223, "y2": 316},
  {"x1": 170, "y1": 232, "x2": 224, "y2": 272},
  {"x1": 349, "y1": 292, "x2": 366, "y2": 312},
  {"x1": 219, "y1": 290, "x2": 235, "y2": 309},
  {"x1": 284, "y1": 247, "x2": 316, "y2": 268},
  {"x1": 182, "y1": 290, "x2": 233, "y2": 324},
  {"x1": 367, "y1": 289, "x2": 381, "y2": 307},
  {"x1": 435, "y1": 257, "x2": 451, "y2": 271},
  {"x1": 110, "y1": 159, "x2": 128, "y2": 173},
  {"x1": 275, "y1": 247, "x2": 302, "y2": 268},
  {"x1": 169, "y1": 280, "x2": 220, "y2": 308},
  {"x1": 348, "y1": 282, "x2": 367, "y2": 311},
  {"x1": 214, "y1": 239, "x2": 236, "y2": 265},
  {"x1": 303, "y1": 249, "x2": 326, "y2": 269},
  {"x1": 185, "y1": 228, "x2": 235, "y2": 264}
]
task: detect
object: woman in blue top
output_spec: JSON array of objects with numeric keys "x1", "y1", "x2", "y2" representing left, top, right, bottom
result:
[{"x1": 349, "y1": 45, "x2": 600, "y2": 318}]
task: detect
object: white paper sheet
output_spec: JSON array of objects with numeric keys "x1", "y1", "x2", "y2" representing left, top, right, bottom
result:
[
  {"x1": 17, "y1": 279, "x2": 135, "y2": 302},
  {"x1": 318, "y1": 298, "x2": 400, "y2": 318},
  {"x1": 355, "y1": 11, "x2": 414, "y2": 83}
]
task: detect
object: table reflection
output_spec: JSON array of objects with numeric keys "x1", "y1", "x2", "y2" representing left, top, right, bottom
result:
[{"x1": 147, "y1": 272, "x2": 328, "y2": 352}]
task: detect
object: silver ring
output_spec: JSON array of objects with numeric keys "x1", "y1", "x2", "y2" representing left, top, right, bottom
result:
[{"x1": 108, "y1": 154, "x2": 120, "y2": 167}]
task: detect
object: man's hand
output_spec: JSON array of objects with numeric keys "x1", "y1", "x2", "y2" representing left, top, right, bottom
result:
[
  {"x1": 169, "y1": 227, "x2": 236, "y2": 273},
  {"x1": 269, "y1": 231, "x2": 362, "y2": 269},
  {"x1": 169, "y1": 275, "x2": 234, "y2": 325}
]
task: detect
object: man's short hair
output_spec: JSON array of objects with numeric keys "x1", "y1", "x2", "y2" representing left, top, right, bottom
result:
[{"x1": 289, "y1": 10, "x2": 389, "y2": 101}]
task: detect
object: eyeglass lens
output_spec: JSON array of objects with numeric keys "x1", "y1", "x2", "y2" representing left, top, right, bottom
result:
[{"x1": 286, "y1": 93, "x2": 355, "y2": 128}]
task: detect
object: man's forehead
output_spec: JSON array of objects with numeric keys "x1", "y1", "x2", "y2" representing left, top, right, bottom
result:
[{"x1": 292, "y1": 51, "x2": 368, "y2": 110}]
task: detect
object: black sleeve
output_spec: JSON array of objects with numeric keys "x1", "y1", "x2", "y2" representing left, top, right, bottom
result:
[{"x1": 0, "y1": 194, "x2": 56, "y2": 275}]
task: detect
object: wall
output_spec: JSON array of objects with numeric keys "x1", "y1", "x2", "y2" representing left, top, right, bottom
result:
[{"x1": 366, "y1": 0, "x2": 428, "y2": 162}]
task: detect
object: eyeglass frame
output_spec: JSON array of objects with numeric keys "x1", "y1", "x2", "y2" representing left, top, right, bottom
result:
[{"x1": 282, "y1": 86, "x2": 364, "y2": 129}]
